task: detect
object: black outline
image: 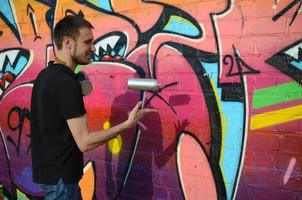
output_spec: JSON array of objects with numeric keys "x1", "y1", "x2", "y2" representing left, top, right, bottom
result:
[
  {"x1": 0, "y1": 48, "x2": 31, "y2": 96},
  {"x1": 0, "y1": 48, "x2": 30, "y2": 76},
  {"x1": 272, "y1": 0, "x2": 302, "y2": 26},
  {"x1": 93, "y1": 32, "x2": 128, "y2": 62},
  {"x1": 266, "y1": 39, "x2": 302, "y2": 84},
  {"x1": 75, "y1": 0, "x2": 142, "y2": 44},
  {"x1": 168, "y1": 42, "x2": 227, "y2": 199},
  {"x1": 139, "y1": 5, "x2": 203, "y2": 44},
  {"x1": 114, "y1": 64, "x2": 146, "y2": 200},
  {"x1": 210, "y1": 2, "x2": 248, "y2": 198},
  {"x1": 7, "y1": 106, "x2": 31, "y2": 156},
  {"x1": 225, "y1": 45, "x2": 260, "y2": 77},
  {"x1": 27, "y1": 4, "x2": 42, "y2": 41},
  {"x1": 36, "y1": 0, "x2": 55, "y2": 7},
  {"x1": 144, "y1": 81, "x2": 179, "y2": 114},
  {"x1": 0, "y1": 1, "x2": 22, "y2": 44},
  {"x1": 176, "y1": 131, "x2": 223, "y2": 200}
]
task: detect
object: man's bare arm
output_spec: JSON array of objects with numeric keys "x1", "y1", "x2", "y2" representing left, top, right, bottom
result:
[{"x1": 67, "y1": 102, "x2": 156, "y2": 152}]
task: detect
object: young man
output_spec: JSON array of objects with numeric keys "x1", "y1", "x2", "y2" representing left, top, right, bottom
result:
[{"x1": 30, "y1": 15, "x2": 155, "y2": 200}]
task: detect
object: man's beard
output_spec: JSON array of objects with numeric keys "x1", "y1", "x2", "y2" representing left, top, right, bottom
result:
[
  {"x1": 72, "y1": 46, "x2": 90, "y2": 65},
  {"x1": 72, "y1": 55, "x2": 90, "y2": 65}
]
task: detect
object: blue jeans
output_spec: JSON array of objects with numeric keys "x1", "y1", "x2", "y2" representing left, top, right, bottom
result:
[{"x1": 40, "y1": 178, "x2": 82, "y2": 200}]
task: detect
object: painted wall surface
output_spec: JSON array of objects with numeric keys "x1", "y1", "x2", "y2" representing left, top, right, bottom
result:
[{"x1": 0, "y1": 0, "x2": 301, "y2": 199}]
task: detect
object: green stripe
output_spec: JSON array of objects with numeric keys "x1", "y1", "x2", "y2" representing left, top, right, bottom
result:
[
  {"x1": 252, "y1": 82, "x2": 302, "y2": 109},
  {"x1": 75, "y1": 65, "x2": 84, "y2": 74}
]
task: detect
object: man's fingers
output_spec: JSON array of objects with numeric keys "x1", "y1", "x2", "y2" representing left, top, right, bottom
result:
[
  {"x1": 133, "y1": 101, "x2": 142, "y2": 111},
  {"x1": 132, "y1": 102, "x2": 157, "y2": 115},
  {"x1": 135, "y1": 101, "x2": 143, "y2": 108},
  {"x1": 142, "y1": 109, "x2": 157, "y2": 113},
  {"x1": 138, "y1": 109, "x2": 157, "y2": 119}
]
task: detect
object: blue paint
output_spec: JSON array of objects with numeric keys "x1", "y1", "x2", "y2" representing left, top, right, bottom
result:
[
  {"x1": 118, "y1": 45, "x2": 126, "y2": 57},
  {"x1": 5, "y1": 56, "x2": 27, "y2": 76},
  {"x1": 86, "y1": 0, "x2": 113, "y2": 12},
  {"x1": 163, "y1": 16, "x2": 200, "y2": 37},
  {"x1": 291, "y1": 60, "x2": 302, "y2": 70},
  {"x1": 13, "y1": 167, "x2": 43, "y2": 194},
  {"x1": 91, "y1": 53, "x2": 100, "y2": 62},
  {"x1": 0, "y1": 1, "x2": 15, "y2": 26},
  {"x1": 202, "y1": 61, "x2": 245, "y2": 200},
  {"x1": 0, "y1": 0, "x2": 21, "y2": 41}
]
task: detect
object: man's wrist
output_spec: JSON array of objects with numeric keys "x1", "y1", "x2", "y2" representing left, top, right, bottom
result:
[{"x1": 122, "y1": 119, "x2": 131, "y2": 130}]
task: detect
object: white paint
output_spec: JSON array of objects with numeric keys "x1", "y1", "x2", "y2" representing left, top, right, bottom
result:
[
  {"x1": 147, "y1": 22, "x2": 206, "y2": 79},
  {"x1": 231, "y1": 75, "x2": 249, "y2": 200},
  {"x1": 126, "y1": 44, "x2": 147, "y2": 58},
  {"x1": 284, "y1": 42, "x2": 302, "y2": 60},
  {"x1": 95, "y1": 35, "x2": 121, "y2": 51},
  {"x1": 0, "y1": 50, "x2": 19, "y2": 70},
  {"x1": 176, "y1": 133, "x2": 186, "y2": 200},
  {"x1": 122, "y1": 129, "x2": 141, "y2": 187},
  {"x1": 0, "y1": 127, "x2": 10, "y2": 161},
  {"x1": 1, "y1": 83, "x2": 33, "y2": 99},
  {"x1": 122, "y1": 31, "x2": 130, "y2": 57},
  {"x1": 4, "y1": 80, "x2": 9, "y2": 88},
  {"x1": 283, "y1": 158, "x2": 296, "y2": 184},
  {"x1": 90, "y1": 62, "x2": 136, "y2": 72}
]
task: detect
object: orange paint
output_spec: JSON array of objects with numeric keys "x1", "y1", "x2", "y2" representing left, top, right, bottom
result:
[{"x1": 79, "y1": 161, "x2": 96, "y2": 200}]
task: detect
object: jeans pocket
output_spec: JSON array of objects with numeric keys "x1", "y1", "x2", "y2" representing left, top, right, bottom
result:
[
  {"x1": 40, "y1": 178, "x2": 65, "y2": 200},
  {"x1": 65, "y1": 183, "x2": 82, "y2": 200}
]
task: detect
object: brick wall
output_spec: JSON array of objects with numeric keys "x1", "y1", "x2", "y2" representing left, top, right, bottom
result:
[{"x1": 0, "y1": 0, "x2": 301, "y2": 199}]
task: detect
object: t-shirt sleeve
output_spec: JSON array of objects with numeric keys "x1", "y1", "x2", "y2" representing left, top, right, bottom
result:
[{"x1": 56, "y1": 78, "x2": 86, "y2": 119}]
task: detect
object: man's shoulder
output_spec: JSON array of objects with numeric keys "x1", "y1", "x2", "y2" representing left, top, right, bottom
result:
[{"x1": 38, "y1": 62, "x2": 73, "y2": 79}]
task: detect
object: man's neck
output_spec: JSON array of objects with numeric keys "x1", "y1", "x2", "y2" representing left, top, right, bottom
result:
[{"x1": 55, "y1": 51, "x2": 76, "y2": 71}]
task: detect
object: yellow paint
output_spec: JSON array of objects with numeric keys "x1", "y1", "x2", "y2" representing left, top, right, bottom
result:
[
  {"x1": 17, "y1": 188, "x2": 29, "y2": 200},
  {"x1": 79, "y1": 161, "x2": 95, "y2": 200},
  {"x1": 167, "y1": 15, "x2": 192, "y2": 26},
  {"x1": 250, "y1": 104, "x2": 302, "y2": 130},
  {"x1": 103, "y1": 121, "x2": 111, "y2": 129},
  {"x1": 108, "y1": 135, "x2": 123, "y2": 154},
  {"x1": 104, "y1": 121, "x2": 123, "y2": 154},
  {"x1": 208, "y1": 79, "x2": 227, "y2": 171},
  {"x1": 224, "y1": 116, "x2": 229, "y2": 138},
  {"x1": 87, "y1": 0, "x2": 98, "y2": 4}
]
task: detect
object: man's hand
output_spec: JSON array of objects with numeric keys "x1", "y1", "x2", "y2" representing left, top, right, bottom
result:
[
  {"x1": 126, "y1": 101, "x2": 157, "y2": 128},
  {"x1": 67, "y1": 101, "x2": 156, "y2": 152}
]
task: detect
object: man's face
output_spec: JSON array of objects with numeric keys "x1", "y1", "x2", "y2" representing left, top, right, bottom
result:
[{"x1": 71, "y1": 27, "x2": 96, "y2": 65}]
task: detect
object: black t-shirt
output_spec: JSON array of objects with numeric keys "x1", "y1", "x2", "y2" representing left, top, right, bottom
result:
[{"x1": 30, "y1": 62, "x2": 86, "y2": 184}]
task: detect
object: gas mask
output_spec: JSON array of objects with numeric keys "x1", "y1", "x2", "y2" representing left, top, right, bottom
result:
[{"x1": 76, "y1": 71, "x2": 93, "y2": 96}]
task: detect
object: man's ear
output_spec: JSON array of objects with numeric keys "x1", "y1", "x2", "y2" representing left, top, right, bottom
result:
[{"x1": 63, "y1": 36, "x2": 72, "y2": 49}]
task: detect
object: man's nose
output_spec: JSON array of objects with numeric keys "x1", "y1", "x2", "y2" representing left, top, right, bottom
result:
[{"x1": 91, "y1": 44, "x2": 96, "y2": 52}]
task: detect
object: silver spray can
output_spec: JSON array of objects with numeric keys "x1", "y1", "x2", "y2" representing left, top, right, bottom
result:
[{"x1": 128, "y1": 78, "x2": 160, "y2": 92}]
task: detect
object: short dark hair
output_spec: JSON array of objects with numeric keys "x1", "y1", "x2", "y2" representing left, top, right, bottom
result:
[{"x1": 53, "y1": 15, "x2": 94, "y2": 49}]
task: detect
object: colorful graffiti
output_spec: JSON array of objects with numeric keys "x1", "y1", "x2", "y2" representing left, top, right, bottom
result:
[{"x1": 0, "y1": 0, "x2": 301, "y2": 199}]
